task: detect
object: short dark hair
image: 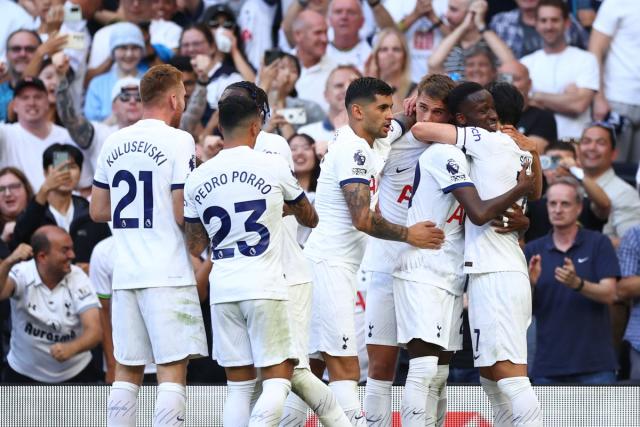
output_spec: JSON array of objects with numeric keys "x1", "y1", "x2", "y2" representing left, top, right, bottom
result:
[
  {"x1": 487, "y1": 81, "x2": 524, "y2": 126},
  {"x1": 345, "y1": 77, "x2": 393, "y2": 110},
  {"x1": 140, "y1": 64, "x2": 183, "y2": 106},
  {"x1": 42, "y1": 144, "x2": 84, "y2": 170},
  {"x1": 224, "y1": 81, "x2": 270, "y2": 125},
  {"x1": 168, "y1": 55, "x2": 194, "y2": 73},
  {"x1": 417, "y1": 73, "x2": 456, "y2": 103},
  {"x1": 218, "y1": 94, "x2": 261, "y2": 135},
  {"x1": 585, "y1": 121, "x2": 617, "y2": 149},
  {"x1": 545, "y1": 140, "x2": 576, "y2": 156},
  {"x1": 446, "y1": 81, "x2": 484, "y2": 116},
  {"x1": 536, "y1": 0, "x2": 569, "y2": 20}
]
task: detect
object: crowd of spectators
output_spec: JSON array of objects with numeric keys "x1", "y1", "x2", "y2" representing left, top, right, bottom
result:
[{"x1": 0, "y1": 0, "x2": 638, "y2": 386}]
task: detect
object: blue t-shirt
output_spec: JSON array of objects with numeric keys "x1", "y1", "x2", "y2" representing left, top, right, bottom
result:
[
  {"x1": 525, "y1": 228, "x2": 620, "y2": 377},
  {"x1": 0, "y1": 82, "x2": 14, "y2": 122}
]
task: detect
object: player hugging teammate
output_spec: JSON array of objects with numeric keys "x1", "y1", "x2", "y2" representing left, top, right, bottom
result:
[{"x1": 93, "y1": 64, "x2": 543, "y2": 427}]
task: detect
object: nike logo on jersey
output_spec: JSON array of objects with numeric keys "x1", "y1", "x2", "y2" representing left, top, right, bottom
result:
[
  {"x1": 396, "y1": 166, "x2": 412, "y2": 173},
  {"x1": 577, "y1": 257, "x2": 589, "y2": 263},
  {"x1": 474, "y1": 354, "x2": 480, "y2": 360}
]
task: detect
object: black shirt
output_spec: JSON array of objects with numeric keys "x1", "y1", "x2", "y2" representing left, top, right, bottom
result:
[{"x1": 518, "y1": 106, "x2": 557, "y2": 146}]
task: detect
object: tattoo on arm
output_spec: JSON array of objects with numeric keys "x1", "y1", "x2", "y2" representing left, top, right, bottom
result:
[
  {"x1": 287, "y1": 196, "x2": 318, "y2": 228},
  {"x1": 56, "y1": 77, "x2": 94, "y2": 148},
  {"x1": 185, "y1": 221, "x2": 210, "y2": 256},
  {"x1": 180, "y1": 84, "x2": 207, "y2": 134},
  {"x1": 342, "y1": 183, "x2": 408, "y2": 242}
]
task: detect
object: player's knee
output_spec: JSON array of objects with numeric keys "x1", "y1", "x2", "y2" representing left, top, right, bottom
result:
[
  {"x1": 490, "y1": 360, "x2": 528, "y2": 381},
  {"x1": 406, "y1": 339, "x2": 441, "y2": 359},
  {"x1": 367, "y1": 352, "x2": 398, "y2": 381},
  {"x1": 325, "y1": 355, "x2": 360, "y2": 382}
]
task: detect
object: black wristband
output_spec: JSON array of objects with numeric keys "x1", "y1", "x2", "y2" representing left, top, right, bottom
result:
[
  {"x1": 574, "y1": 277, "x2": 585, "y2": 292},
  {"x1": 478, "y1": 26, "x2": 488, "y2": 34}
]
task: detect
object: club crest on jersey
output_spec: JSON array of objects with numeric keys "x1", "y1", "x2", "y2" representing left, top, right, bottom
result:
[
  {"x1": 189, "y1": 155, "x2": 196, "y2": 171},
  {"x1": 446, "y1": 159, "x2": 460, "y2": 175},
  {"x1": 353, "y1": 150, "x2": 366, "y2": 166}
]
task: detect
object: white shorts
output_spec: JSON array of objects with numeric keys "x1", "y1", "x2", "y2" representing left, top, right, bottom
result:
[
  {"x1": 362, "y1": 270, "x2": 397, "y2": 346},
  {"x1": 394, "y1": 278, "x2": 463, "y2": 351},
  {"x1": 211, "y1": 299, "x2": 296, "y2": 368},
  {"x1": 112, "y1": 286, "x2": 208, "y2": 366},
  {"x1": 288, "y1": 282, "x2": 312, "y2": 370},
  {"x1": 468, "y1": 271, "x2": 532, "y2": 367},
  {"x1": 308, "y1": 257, "x2": 358, "y2": 357}
]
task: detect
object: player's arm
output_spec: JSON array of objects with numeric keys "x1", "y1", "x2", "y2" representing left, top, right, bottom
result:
[
  {"x1": 286, "y1": 194, "x2": 318, "y2": 228},
  {"x1": 502, "y1": 125, "x2": 543, "y2": 201},
  {"x1": 410, "y1": 122, "x2": 457, "y2": 145},
  {"x1": 195, "y1": 258, "x2": 212, "y2": 302},
  {"x1": 172, "y1": 188, "x2": 186, "y2": 228},
  {"x1": 342, "y1": 182, "x2": 444, "y2": 248},
  {"x1": 0, "y1": 244, "x2": 32, "y2": 300},
  {"x1": 98, "y1": 296, "x2": 116, "y2": 384},
  {"x1": 89, "y1": 185, "x2": 112, "y2": 222},
  {"x1": 50, "y1": 307, "x2": 102, "y2": 362},
  {"x1": 452, "y1": 162, "x2": 535, "y2": 225},
  {"x1": 185, "y1": 221, "x2": 210, "y2": 258}
]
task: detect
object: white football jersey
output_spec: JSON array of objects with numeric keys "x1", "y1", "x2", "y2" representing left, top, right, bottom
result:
[
  {"x1": 93, "y1": 119, "x2": 197, "y2": 290},
  {"x1": 394, "y1": 144, "x2": 472, "y2": 295},
  {"x1": 360, "y1": 131, "x2": 427, "y2": 273},
  {"x1": 184, "y1": 146, "x2": 305, "y2": 304},
  {"x1": 455, "y1": 126, "x2": 532, "y2": 275},
  {"x1": 304, "y1": 124, "x2": 396, "y2": 265},
  {"x1": 254, "y1": 131, "x2": 311, "y2": 286}
]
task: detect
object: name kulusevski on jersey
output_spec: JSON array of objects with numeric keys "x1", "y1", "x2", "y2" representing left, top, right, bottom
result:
[
  {"x1": 93, "y1": 119, "x2": 197, "y2": 289},
  {"x1": 183, "y1": 146, "x2": 305, "y2": 304}
]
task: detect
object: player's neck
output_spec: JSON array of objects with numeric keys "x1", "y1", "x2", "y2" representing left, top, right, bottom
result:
[
  {"x1": 552, "y1": 224, "x2": 579, "y2": 250},
  {"x1": 224, "y1": 138, "x2": 254, "y2": 150},
  {"x1": 141, "y1": 110, "x2": 172, "y2": 126},
  {"x1": 349, "y1": 123, "x2": 375, "y2": 146}
]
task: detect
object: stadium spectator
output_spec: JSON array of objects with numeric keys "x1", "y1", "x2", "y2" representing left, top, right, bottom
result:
[
  {"x1": 298, "y1": 65, "x2": 361, "y2": 158},
  {"x1": 521, "y1": 0, "x2": 599, "y2": 139},
  {"x1": 0, "y1": 226, "x2": 102, "y2": 383},
  {"x1": 364, "y1": 28, "x2": 416, "y2": 114},
  {"x1": 84, "y1": 22, "x2": 146, "y2": 122},
  {"x1": 326, "y1": 0, "x2": 372, "y2": 71},
  {"x1": 428, "y1": 0, "x2": 515, "y2": 80},
  {"x1": 589, "y1": 0, "x2": 640, "y2": 163},
  {"x1": 578, "y1": 123, "x2": 640, "y2": 244},
  {"x1": 0, "y1": 77, "x2": 75, "y2": 191},
  {"x1": 387, "y1": 0, "x2": 449, "y2": 82},
  {"x1": 463, "y1": 44, "x2": 497, "y2": 86},
  {"x1": 288, "y1": 133, "x2": 321, "y2": 245},
  {"x1": 526, "y1": 178, "x2": 619, "y2": 384},
  {"x1": 258, "y1": 53, "x2": 326, "y2": 139},
  {"x1": 499, "y1": 60, "x2": 557, "y2": 151},
  {"x1": 10, "y1": 144, "x2": 111, "y2": 271},
  {"x1": 525, "y1": 140, "x2": 611, "y2": 242},
  {"x1": 0, "y1": 0, "x2": 36, "y2": 59},
  {"x1": 236, "y1": 0, "x2": 280, "y2": 70},
  {"x1": 0, "y1": 30, "x2": 42, "y2": 122},
  {"x1": 292, "y1": 10, "x2": 336, "y2": 112},
  {"x1": 167, "y1": 56, "x2": 197, "y2": 103},
  {"x1": 490, "y1": 0, "x2": 588, "y2": 59},
  {"x1": 149, "y1": 0, "x2": 183, "y2": 50},
  {"x1": 617, "y1": 225, "x2": 640, "y2": 381},
  {"x1": 0, "y1": 168, "x2": 34, "y2": 256}
]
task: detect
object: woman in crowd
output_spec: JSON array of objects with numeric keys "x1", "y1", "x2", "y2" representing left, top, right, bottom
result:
[
  {"x1": 365, "y1": 28, "x2": 416, "y2": 114},
  {"x1": 0, "y1": 168, "x2": 33, "y2": 256},
  {"x1": 288, "y1": 133, "x2": 321, "y2": 246}
]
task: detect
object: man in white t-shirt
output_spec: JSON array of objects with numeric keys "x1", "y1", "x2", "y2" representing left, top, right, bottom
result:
[
  {"x1": 412, "y1": 81, "x2": 543, "y2": 427},
  {"x1": 0, "y1": 0, "x2": 36, "y2": 59},
  {"x1": 589, "y1": 0, "x2": 640, "y2": 162},
  {"x1": 521, "y1": 0, "x2": 599, "y2": 139},
  {"x1": 90, "y1": 65, "x2": 207, "y2": 427},
  {"x1": 0, "y1": 77, "x2": 76, "y2": 190},
  {"x1": 0, "y1": 226, "x2": 101, "y2": 383},
  {"x1": 326, "y1": 0, "x2": 372, "y2": 72},
  {"x1": 183, "y1": 92, "x2": 318, "y2": 426},
  {"x1": 303, "y1": 77, "x2": 445, "y2": 425}
]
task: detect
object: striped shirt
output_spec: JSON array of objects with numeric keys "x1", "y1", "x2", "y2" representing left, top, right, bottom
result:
[{"x1": 619, "y1": 225, "x2": 640, "y2": 351}]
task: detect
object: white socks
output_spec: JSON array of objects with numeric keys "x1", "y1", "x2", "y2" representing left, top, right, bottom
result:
[
  {"x1": 153, "y1": 382, "x2": 186, "y2": 427},
  {"x1": 107, "y1": 381, "x2": 139, "y2": 427},
  {"x1": 480, "y1": 377, "x2": 513, "y2": 427},
  {"x1": 288, "y1": 368, "x2": 351, "y2": 426},
  {"x1": 401, "y1": 356, "x2": 438, "y2": 427},
  {"x1": 427, "y1": 365, "x2": 449, "y2": 427},
  {"x1": 250, "y1": 378, "x2": 292, "y2": 426},
  {"x1": 280, "y1": 392, "x2": 309, "y2": 426},
  {"x1": 330, "y1": 380, "x2": 366, "y2": 426},
  {"x1": 497, "y1": 377, "x2": 542, "y2": 427},
  {"x1": 364, "y1": 377, "x2": 392, "y2": 426},
  {"x1": 226, "y1": 379, "x2": 258, "y2": 427}
]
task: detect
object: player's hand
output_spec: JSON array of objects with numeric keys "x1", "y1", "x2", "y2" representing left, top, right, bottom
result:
[
  {"x1": 403, "y1": 94, "x2": 417, "y2": 117},
  {"x1": 491, "y1": 203, "x2": 529, "y2": 234},
  {"x1": 528, "y1": 254, "x2": 541, "y2": 286},
  {"x1": 501, "y1": 125, "x2": 537, "y2": 152},
  {"x1": 6, "y1": 243, "x2": 33, "y2": 266},
  {"x1": 515, "y1": 160, "x2": 535, "y2": 195},
  {"x1": 407, "y1": 221, "x2": 444, "y2": 249},
  {"x1": 555, "y1": 257, "x2": 581, "y2": 289},
  {"x1": 50, "y1": 342, "x2": 74, "y2": 362}
]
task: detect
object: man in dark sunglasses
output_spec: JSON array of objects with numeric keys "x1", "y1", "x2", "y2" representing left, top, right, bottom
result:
[{"x1": 0, "y1": 29, "x2": 42, "y2": 122}]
